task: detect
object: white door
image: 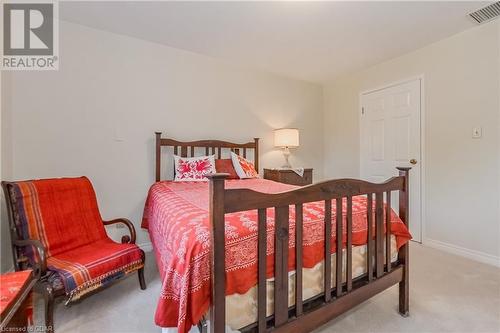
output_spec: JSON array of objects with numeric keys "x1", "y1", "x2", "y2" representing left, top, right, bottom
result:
[{"x1": 360, "y1": 79, "x2": 422, "y2": 242}]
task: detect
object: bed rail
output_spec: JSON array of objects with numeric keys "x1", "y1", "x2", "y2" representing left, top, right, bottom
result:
[{"x1": 206, "y1": 167, "x2": 410, "y2": 333}]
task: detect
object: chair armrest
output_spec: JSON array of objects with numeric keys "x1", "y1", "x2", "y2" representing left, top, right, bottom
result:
[
  {"x1": 12, "y1": 239, "x2": 47, "y2": 279},
  {"x1": 103, "y1": 218, "x2": 136, "y2": 244}
]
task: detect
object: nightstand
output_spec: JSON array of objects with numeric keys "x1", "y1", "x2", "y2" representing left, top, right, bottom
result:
[{"x1": 263, "y1": 168, "x2": 313, "y2": 186}]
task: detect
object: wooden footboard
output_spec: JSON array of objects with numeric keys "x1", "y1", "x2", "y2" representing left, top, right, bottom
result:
[{"x1": 206, "y1": 167, "x2": 410, "y2": 333}]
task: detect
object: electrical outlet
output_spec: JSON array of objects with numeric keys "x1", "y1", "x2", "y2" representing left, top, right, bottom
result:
[{"x1": 472, "y1": 126, "x2": 482, "y2": 139}]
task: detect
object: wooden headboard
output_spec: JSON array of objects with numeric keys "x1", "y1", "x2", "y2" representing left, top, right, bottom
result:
[{"x1": 155, "y1": 132, "x2": 260, "y2": 182}]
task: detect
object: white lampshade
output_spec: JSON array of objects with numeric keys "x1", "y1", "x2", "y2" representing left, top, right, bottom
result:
[{"x1": 274, "y1": 128, "x2": 299, "y2": 148}]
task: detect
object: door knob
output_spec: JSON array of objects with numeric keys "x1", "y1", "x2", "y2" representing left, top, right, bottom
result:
[{"x1": 410, "y1": 159, "x2": 417, "y2": 165}]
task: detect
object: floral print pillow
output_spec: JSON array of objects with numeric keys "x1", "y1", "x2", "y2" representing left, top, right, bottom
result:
[
  {"x1": 174, "y1": 155, "x2": 216, "y2": 181},
  {"x1": 230, "y1": 152, "x2": 258, "y2": 179}
]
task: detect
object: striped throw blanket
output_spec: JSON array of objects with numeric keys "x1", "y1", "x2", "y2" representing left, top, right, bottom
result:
[{"x1": 8, "y1": 177, "x2": 144, "y2": 303}]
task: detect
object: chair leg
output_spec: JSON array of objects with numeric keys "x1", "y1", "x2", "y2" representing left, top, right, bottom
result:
[
  {"x1": 138, "y1": 267, "x2": 146, "y2": 290},
  {"x1": 43, "y1": 283, "x2": 55, "y2": 332}
]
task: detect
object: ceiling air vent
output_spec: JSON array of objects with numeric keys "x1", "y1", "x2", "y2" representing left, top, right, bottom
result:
[{"x1": 469, "y1": 2, "x2": 500, "y2": 24}]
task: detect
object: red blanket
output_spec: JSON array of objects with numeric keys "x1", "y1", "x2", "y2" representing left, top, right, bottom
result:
[
  {"x1": 142, "y1": 179, "x2": 411, "y2": 332},
  {"x1": 9, "y1": 178, "x2": 144, "y2": 303}
]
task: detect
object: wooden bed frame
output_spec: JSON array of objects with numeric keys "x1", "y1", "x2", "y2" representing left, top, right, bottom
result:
[{"x1": 155, "y1": 132, "x2": 410, "y2": 333}]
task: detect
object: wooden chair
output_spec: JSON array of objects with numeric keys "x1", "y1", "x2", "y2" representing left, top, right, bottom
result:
[{"x1": 2, "y1": 177, "x2": 146, "y2": 332}]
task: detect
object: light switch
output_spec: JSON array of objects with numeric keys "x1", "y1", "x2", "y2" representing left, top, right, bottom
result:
[
  {"x1": 472, "y1": 126, "x2": 482, "y2": 139},
  {"x1": 114, "y1": 124, "x2": 125, "y2": 142}
]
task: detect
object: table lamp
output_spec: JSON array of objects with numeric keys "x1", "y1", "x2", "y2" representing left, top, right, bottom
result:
[{"x1": 274, "y1": 128, "x2": 299, "y2": 168}]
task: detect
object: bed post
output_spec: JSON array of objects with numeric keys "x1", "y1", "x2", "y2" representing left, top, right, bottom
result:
[
  {"x1": 155, "y1": 132, "x2": 162, "y2": 182},
  {"x1": 253, "y1": 138, "x2": 260, "y2": 173},
  {"x1": 206, "y1": 173, "x2": 229, "y2": 333},
  {"x1": 396, "y1": 167, "x2": 411, "y2": 317}
]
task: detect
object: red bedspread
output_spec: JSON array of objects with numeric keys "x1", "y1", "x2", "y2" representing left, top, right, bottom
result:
[{"x1": 142, "y1": 178, "x2": 411, "y2": 332}]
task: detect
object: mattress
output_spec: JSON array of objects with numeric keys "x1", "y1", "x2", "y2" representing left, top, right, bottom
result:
[{"x1": 226, "y1": 235, "x2": 398, "y2": 329}]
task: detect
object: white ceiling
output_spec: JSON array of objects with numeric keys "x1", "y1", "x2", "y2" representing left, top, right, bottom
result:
[{"x1": 60, "y1": 1, "x2": 490, "y2": 83}]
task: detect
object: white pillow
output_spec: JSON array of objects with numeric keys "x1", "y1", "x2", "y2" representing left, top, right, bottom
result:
[
  {"x1": 174, "y1": 155, "x2": 216, "y2": 181},
  {"x1": 230, "y1": 152, "x2": 259, "y2": 179}
]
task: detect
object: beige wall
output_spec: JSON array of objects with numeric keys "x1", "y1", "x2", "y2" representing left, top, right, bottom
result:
[
  {"x1": 1, "y1": 69, "x2": 14, "y2": 272},
  {"x1": 323, "y1": 20, "x2": 500, "y2": 263},
  {"x1": 0, "y1": 69, "x2": 11, "y2": 272},
  {"x1": 0, "y1": 20, "x2": 324, "y2": 258},
  {"x1": 2, "y1": 18, "x2": 498, "y2": 271},
  {"x1": 497, "y1": 19, "x2": 500, "y2": 265}
]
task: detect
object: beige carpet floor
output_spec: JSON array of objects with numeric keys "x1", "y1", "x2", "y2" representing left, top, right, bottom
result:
[{"x1": 42, "y1": 243, "x2": 499, "y2": 333}]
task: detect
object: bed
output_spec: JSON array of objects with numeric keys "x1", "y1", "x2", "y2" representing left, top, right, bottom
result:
[{"x1": 142, "y1": 132, "x2": 412, "y2": 333}]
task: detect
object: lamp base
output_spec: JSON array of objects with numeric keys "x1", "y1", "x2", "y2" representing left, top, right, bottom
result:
[{"x1": 282, "y1": 147, "x2": 292, "y2": 169}]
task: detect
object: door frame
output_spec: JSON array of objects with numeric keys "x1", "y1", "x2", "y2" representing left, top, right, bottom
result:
[{"x1": 358, "y1": 75, "x2": 425, "y2": 244}]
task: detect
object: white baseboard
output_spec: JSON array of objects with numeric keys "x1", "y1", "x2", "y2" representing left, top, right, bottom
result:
[
  {"x1": 423, "y1": 238, "x2": 500, "y2": 268},
  {"x1": 138, "y1": 242, "x2": 153, "y2": 252}
]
